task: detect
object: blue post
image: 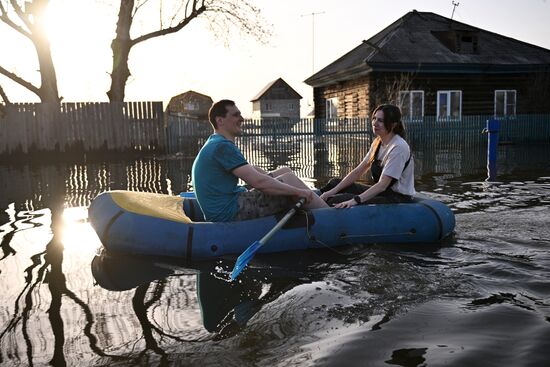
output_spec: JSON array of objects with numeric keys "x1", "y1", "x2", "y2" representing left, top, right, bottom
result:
[{"x1": 485, "y1": 119, "x2": 500, "y2": 181}]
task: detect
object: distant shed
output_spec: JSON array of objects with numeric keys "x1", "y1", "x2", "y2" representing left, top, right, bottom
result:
[
  {"x1": 251, "y1": 78, "x2": 302, "y2": 120},
  {"x1": 166, "y1": 91, "x2": 213, "y2": 119}
]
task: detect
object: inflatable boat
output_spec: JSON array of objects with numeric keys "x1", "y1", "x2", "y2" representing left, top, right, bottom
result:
[{"x1": 88, "y1": 190, "x2": 455, "y2": 261}]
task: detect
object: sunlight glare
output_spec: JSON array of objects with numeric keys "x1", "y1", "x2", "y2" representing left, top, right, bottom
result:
[
  {"x1": 61, "y1": 207, "x2": 102, "y2": 255},
  {"x1": 42, "y1": 0, "x2": 114, "y2": 101}
]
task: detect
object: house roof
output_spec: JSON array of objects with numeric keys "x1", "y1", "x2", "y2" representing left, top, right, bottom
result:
[
  {"x1": 305, "y1": 11, "x2": 550, "y2": 87},
  {"x1": 251, "y1": 78, "x2": 302, "y2": 101},
  {"x1": 169, "y1": 90, "x2": 213, "y2": 102}
]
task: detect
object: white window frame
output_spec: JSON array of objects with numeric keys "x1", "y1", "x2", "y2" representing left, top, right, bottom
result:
[
  {"x1": 437, "y1": 90, "x2": 462, "y2": 120},
  {"x1": 398, "y1": 90, "x2": 425, "y2": 120},
  {"x1": 326, "y1": 97, "x2": 338, "y2": 119},
  {"x1": 494, "y1": 90, "x2": 517, "y2": 118},
  {"x1": 265, "y1": 102, "x2": 272, "y2": 112},
  {"x1": 288, "y1": 103, "x2": 294, "y2": 111}
]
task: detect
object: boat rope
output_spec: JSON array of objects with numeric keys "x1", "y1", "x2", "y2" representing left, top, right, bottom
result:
[
  {"x1": 341, "y1": 231, "x2": 416, "y2": 238},
  {"x1": 301, "y1": 212, "x2": 349, "y2": 255},
  {"x1": 301, "y1": 211, "x2": 415, "y2": 253}
]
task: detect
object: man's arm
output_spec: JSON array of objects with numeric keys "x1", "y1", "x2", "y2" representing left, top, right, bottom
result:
[{"x1": 252, "y1": 166, "x2": 269, "y2": 175}]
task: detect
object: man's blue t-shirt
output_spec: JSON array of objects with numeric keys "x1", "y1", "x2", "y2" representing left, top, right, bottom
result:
[{"x1": 191, "y1": 134, "x2": 248, "y2": 221}]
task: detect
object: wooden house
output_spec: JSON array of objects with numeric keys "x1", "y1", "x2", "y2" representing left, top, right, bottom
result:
[
  {"x1": 166, "y1": 90, "x2": 213, "y2": 119},
  {"x1": 251, "y1": 78, "x2": 302, "y2": 120},
  {"x1": 304, "y1": 11, "x2": 550, "y2": 120}
]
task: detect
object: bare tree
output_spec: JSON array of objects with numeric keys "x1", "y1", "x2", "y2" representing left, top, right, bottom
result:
[
  {"x1": 371, "y1": 72, "x2": 415, "y2": 108},
  {"x1": 108, "y1": 0, "x2": 271, "y2": 102},
  {"x1": 1, "y1": 0, "x2": 269, "y2": 104},
  {"x1": 0, "y1": 0, "x2": 60, "y2": 103}
]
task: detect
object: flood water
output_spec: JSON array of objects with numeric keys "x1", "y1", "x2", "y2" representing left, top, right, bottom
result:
[{"x1": 1, "y1": 142, "x2": 550, "y2": 366}]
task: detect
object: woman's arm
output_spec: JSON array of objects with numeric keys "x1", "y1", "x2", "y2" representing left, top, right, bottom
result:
[
  {"x1": 320, "y1": 159, "x2": 371, "y2": 201},
  {"x1": 333, "y1": 174, "x2": 394, "y2": 208}
]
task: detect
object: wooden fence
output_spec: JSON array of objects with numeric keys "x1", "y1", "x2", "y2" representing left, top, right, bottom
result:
[{"x1": 0, "y1": 102, "x2": 164, "y2": 156}]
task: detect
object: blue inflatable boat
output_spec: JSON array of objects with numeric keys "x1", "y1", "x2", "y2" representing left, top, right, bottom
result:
[{"x1": 88, "y1": 190, "x2": 455, "y2": 261}]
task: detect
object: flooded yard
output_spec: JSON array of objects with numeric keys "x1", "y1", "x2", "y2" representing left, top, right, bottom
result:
[{"x1": 1, "y1": 142, "x2": 549, "y2": 366}]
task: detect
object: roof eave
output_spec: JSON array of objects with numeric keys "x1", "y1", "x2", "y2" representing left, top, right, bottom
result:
[
  {"x1": 368, "y1": 62, "x2": 550, "y2": 74},
  {"x1": 305, "y1": 64, "x2": 372, "y2": 87}
]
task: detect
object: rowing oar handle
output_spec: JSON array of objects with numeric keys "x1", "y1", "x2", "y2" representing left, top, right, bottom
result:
[{"x1": 259, "y1": 197, "x2": 306, "y2": 246}]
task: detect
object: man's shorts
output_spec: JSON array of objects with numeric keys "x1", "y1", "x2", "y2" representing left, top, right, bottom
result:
[{"x1": 233, "y1": 190, "x2": 294, "y2": 221}]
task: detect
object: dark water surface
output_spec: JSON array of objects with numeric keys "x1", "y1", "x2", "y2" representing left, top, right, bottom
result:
[{"x1": 1, "y1": 143, "x2": 550, "y2": 366}]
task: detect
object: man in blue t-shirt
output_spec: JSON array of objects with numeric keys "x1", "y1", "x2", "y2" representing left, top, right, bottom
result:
[{"x1": 192, "y1": 99, "x2": 328, "y2": 222}]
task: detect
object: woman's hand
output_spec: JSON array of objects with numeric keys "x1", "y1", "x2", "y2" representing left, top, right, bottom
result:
[{"x1": 333, "y1": 199, "x2": 357, "y2": 209}]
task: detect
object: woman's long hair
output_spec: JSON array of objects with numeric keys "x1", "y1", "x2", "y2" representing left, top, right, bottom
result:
[{"x1": 368, "y1": 104, "x2": 406, "y2": 164}]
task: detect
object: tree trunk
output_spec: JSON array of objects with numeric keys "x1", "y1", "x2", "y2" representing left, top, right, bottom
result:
[
  {"x1": 107, "y1": 0, "x2": 134, "y2": 102},
  {"x1": 33, "y1": 0, "x2": 60, "y2": 103},
  {"x1": 34, "y1": 38, "x2": 60, "y2": 103}
]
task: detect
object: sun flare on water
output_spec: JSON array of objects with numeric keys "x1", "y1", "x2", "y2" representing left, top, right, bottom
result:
[{"x1": 61, "y1": 207, "x2": 102, "y2": 255}]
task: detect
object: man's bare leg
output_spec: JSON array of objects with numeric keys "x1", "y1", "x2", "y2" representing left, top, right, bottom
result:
[
  {"x1": 269, "y1": 166, "x2": 292, "y2": 177},
  {"x1": 277, "y1": 172, "x2": 329, "y2": 209}
]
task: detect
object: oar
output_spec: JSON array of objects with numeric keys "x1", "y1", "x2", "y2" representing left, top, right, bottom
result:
[{"x1": 230, "y1": 198, "x2": 306, "y2": 280}]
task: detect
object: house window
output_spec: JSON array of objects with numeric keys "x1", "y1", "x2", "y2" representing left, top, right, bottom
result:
[
  {"x1": 265, "y1": 102, "x2": 272, "y2": 111},
  {"x1": 289, "y1": 103, "x2": 294, "y2": 111},
  {"x1": 326, "y1": 98, "x2": 338, "y2": 119},
  {"x1": 398, "y1": 90, "x2": 424, "y2": 119},
  {"x1": 494, "y1": 90, "x2": 516, "y2": 117},
  {"x1": 437, "y1": 90, "x2": 462, "y2": 120}
]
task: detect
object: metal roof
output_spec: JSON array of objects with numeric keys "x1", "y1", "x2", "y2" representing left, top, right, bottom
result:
[{"x1": 305, "y1": 11, "x2": 550, "y2": 87}]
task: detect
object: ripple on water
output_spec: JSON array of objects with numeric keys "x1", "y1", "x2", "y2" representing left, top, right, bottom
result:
[{"x1": 310, "y1": 300, "x2": 550, "y2": 367}]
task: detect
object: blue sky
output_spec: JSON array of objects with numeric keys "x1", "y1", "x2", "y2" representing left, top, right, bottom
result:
[{"x1": 1, "y1": 0, "x2": 549, "y2": 117}]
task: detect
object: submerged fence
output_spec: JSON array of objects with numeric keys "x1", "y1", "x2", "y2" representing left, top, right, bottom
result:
[
  {"x1": 1, "y1": 102, "x2": 549, "y2": 160},
  {"x1": 0, "y1": 102, "x2": 164, "y2": 156},
  {"x1": 167, "y1": 114, "x2": 550, "y2": 156}
]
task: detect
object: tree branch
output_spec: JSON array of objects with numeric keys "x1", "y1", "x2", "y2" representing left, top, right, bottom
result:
[
  {"x1": 0, "y1": 1, "x2": 32, "y2": 39},
  {"x1": 0, "y1": 84, "x2": 11, "y2": 104},
  {"x1": 131, "y1": 4, "x2": 207, "y2": 46},
  {"x1": 8, "y1": 0, "x2": 33, "y2": 31},
  {"x1": 0, "y1": 65, "x2": 40, "y2": 95}
]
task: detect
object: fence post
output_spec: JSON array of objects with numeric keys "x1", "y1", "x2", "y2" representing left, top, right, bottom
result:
[
  {"x1": 485, "y1": 118, "x2": 500, "y2": 181},
  {"x1": 313, "y1": 118, "x2": 326, "y2": 136}
]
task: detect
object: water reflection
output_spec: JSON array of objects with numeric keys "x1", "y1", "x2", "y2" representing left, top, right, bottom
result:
[
  {"x1": 0, "y1": 159, "x2": 173, "y2": 212},
  {"x1": 90, "y1": 251, "x2": 316, "y2": 343}
]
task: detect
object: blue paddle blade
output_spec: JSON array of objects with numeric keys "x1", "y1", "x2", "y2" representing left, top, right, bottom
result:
[{"x1": 230, "y1": 240, "x2": 262, "y2": 280}]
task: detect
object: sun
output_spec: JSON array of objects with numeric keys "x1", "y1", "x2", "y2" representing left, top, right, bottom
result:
[{"x1": 40, "y1": 0, "x2": 114, "y2": 101}]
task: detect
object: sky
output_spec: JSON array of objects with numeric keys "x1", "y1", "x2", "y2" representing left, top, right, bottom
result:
[{"x1": 2, "y1": 0, "x2": 550, "y2": 117}]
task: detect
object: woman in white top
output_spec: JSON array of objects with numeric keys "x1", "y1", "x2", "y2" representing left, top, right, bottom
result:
[{"x1": 320, "y1": 104, "x2": 415, "y2": 208}]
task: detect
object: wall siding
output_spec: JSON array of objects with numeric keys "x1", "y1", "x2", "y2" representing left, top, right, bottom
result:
[{"x1": 254, "y1": 99, "x2": 301, "y2": 119}]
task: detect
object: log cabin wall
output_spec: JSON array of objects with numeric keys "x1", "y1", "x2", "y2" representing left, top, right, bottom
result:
[
  {"x1": 313, "y1": 76, "x2": 370, "y2": 119},
  {"x1": 313, "y1": 70, "x2": 550, "y2": 118}
]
